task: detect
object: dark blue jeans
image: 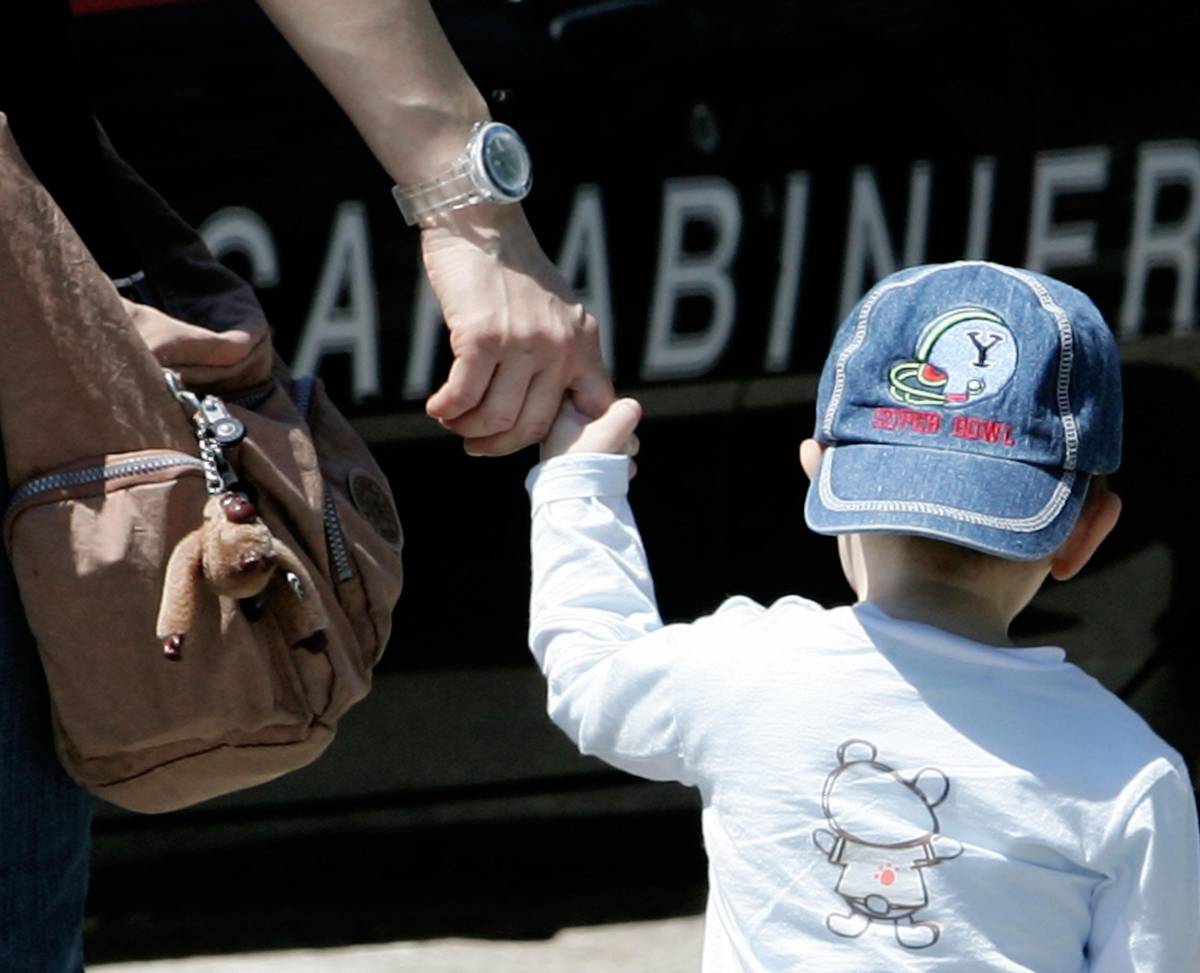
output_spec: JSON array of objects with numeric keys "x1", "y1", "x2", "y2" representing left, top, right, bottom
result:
[{"x1": 0, "y1": 457, "x2": 91, "y2": 971}]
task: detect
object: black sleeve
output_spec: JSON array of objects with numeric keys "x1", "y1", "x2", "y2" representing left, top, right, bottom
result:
[{"x1": 2, "y1": 2, "x2": 141, "y2": 278}]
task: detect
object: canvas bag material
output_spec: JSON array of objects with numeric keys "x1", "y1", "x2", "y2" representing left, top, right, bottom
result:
[{"x1": 0, "y1": 113, "x2": 404, "y2": 813}]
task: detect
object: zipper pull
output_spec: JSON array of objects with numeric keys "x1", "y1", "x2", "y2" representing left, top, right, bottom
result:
[
  {"x1": 199, "y1": 395, "x2": 246, "y2": 448},
  {"x1": 164, "y1": 370, "x2": 244, "y2": 495}
]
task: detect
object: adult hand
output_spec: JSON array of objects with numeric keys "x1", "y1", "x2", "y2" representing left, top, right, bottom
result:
[
  {"x1": 540, "y1": 397, "x2": 642, "y2": 464},
  {"x1": 254, "y1": 2, "x2": 612, "y2": 453},
  {"x1": 421, "y1": 203, "x2": 614, "y2": 455}
]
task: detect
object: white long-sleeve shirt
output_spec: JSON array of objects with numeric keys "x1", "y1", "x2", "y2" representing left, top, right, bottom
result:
[{"x1": 527, "y1": 453, "x2": 1200, "y2": 972}]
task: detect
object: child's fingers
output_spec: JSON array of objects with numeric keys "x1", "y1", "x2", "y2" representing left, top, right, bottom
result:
[
  {"x1": 579, "y1": 398, "x2": 642, "y2": 453},
  {"x1": 540, "y1": 397, "x2": 643, "y2": 461},
  {"x1": 604, "y1": 397, "x2": 643, "y2": 437}
]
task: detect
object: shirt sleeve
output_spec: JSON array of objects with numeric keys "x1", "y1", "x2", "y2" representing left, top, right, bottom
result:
[
  {"x1": 1087, "y1": 758, "x2": 1200, "y2": 972},
  {"x1": 526, "y1": 453, "x2": 692, "y2": 785}
]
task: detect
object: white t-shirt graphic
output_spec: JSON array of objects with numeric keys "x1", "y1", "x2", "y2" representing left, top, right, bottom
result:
[{"x1": 832, "y1": 837, "x2": 932, "y2": 912}]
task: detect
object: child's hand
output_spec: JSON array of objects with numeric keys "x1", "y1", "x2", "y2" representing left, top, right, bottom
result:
[{"x1": 540, "y1": 397, "x2": 642, "y2": 464}]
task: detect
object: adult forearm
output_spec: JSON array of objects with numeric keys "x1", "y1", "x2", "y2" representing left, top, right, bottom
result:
[
  {"x1": 258, "y1": 0, "x2": 616, "y2": 457},
  {"x1": 256, "y1": 0, "x2": 489, "y2": 186}
]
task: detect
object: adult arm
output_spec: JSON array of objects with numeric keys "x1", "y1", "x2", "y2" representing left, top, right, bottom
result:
[{"x1": 256, "y1": 0, "x2": 612, "y2": 454}]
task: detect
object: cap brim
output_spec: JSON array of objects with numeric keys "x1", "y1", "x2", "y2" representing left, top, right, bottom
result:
[{"x1": 804, "y1": 443, "x2": 1089, "y2": 561}]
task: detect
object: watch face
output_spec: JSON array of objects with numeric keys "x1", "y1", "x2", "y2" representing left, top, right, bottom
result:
[{"x1": 480, "y1": 124, "x2": 532, "y2": 200}]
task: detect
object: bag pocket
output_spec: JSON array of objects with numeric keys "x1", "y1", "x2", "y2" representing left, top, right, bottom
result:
[
  {"x1": 291, "y1": 376, "x2": 404, "y2": 672},
  {"x1": 3, "y1": 450, "x2": 319, "y2": 773}
]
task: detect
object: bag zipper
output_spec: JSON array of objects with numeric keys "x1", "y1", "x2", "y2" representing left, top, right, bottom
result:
[
  {"x1": 6, "y1": 452, "x2": 205, "y2": 512},
  {"x1": 324, "y1": 494, "x2": 354, "y2": 582},
  {"x1": 231, "y1": 383, "x2": 276, "y2": 411},
  {"x1": 292, "y1": 375, "x2": 354, "y2": 583},
  {"x1": 6, "y1": 376, "x2": 356, "y2": 584}
]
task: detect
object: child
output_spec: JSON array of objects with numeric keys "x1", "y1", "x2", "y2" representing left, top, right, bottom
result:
[{"x1": 526, "y1": 261, "x2": 1200, "y2": 970}]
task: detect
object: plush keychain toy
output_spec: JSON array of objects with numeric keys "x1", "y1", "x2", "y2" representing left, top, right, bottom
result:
[{"x1": 156, "y1": 491, "x2": 328, "y2": 660}]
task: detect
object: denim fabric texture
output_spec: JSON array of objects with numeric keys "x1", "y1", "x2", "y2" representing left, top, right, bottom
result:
[
  {"x1": 0, "y1": 445, "x2": 91, "y2": 973},
  {"x1": 805, "y1": 261, "x2": 1123, "y2": 559}
]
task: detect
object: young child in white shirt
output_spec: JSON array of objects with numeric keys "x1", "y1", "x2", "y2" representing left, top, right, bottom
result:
[{"x1": 525, "y1": 261, "x2": 1200, "y2": 971}]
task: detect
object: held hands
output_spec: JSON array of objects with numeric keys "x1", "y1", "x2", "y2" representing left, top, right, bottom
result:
[
  {"x1": 540, "y1": 396, "x2": 642, "y2": 466},
  {"x1": 421, "y1": 204, "x2": 614, "y2": 456}
]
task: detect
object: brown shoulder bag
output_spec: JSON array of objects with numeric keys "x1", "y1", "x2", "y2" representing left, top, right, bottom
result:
[{"x1": 0, "y1": 113, "x2": 403, "y2": 813}]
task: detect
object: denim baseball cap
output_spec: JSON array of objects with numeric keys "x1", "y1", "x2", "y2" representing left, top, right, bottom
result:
[{"x1": 805, "y1": 261, "x2": 1123, "y2": 560}]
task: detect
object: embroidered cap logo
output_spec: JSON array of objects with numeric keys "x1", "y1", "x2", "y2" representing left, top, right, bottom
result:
[{"x1": 888, "y1": 307, "x2": 1018, "y2": 409}]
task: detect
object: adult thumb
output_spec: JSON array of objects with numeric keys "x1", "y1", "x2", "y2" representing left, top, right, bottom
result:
[{"x1": 569, "y1": 366, "x2": 616, "y2": 421}]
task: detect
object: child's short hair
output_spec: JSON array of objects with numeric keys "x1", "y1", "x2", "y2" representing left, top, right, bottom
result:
[{"x1": 805, "y1": 262, "x2": 1122, "y2": 561}]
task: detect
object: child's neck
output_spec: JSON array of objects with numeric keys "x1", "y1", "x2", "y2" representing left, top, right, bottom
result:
[
  {"x1": 841, "y1": 534, "x2": 1047, "y2": 646},
  {"x1": 862, "y1": 582, "x2": 1015, "y2": 646}
]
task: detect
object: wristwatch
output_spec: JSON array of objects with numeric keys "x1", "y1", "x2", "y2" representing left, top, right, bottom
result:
[{"x1": 391, "y1": 121, "x2": 533, "y2": 226}]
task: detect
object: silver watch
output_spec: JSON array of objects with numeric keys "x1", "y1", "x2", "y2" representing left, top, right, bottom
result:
[{"x1": 391, "y1": 121, "x2": 533, "y2": 226}]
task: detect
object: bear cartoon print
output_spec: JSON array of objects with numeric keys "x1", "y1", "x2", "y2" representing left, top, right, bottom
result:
[{"x1": 813, "y1": 739, "x2": 963, "y2": 949}]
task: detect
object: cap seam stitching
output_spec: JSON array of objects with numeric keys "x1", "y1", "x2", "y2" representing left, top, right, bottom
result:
[{"x1": 818, "y1": 445, "x2": 1076, "y2": 533}]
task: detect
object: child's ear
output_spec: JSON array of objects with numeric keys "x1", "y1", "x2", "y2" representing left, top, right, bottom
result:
[
  {"x1": 799, "y1": 439, "x2": 827, "y2": 481},
  {"x1": 1050, "y1": 488, "x2": 1122, "y2": 581}
]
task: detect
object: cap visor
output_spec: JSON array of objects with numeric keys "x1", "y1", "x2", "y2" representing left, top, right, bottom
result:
[{"x1": 804, "y1": 443, "x2": 1089, "y2": 560}]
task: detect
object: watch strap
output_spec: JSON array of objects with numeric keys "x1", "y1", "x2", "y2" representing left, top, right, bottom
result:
[{"x1": 391, "y1": 159, "x2": 483, "y2": 227}]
